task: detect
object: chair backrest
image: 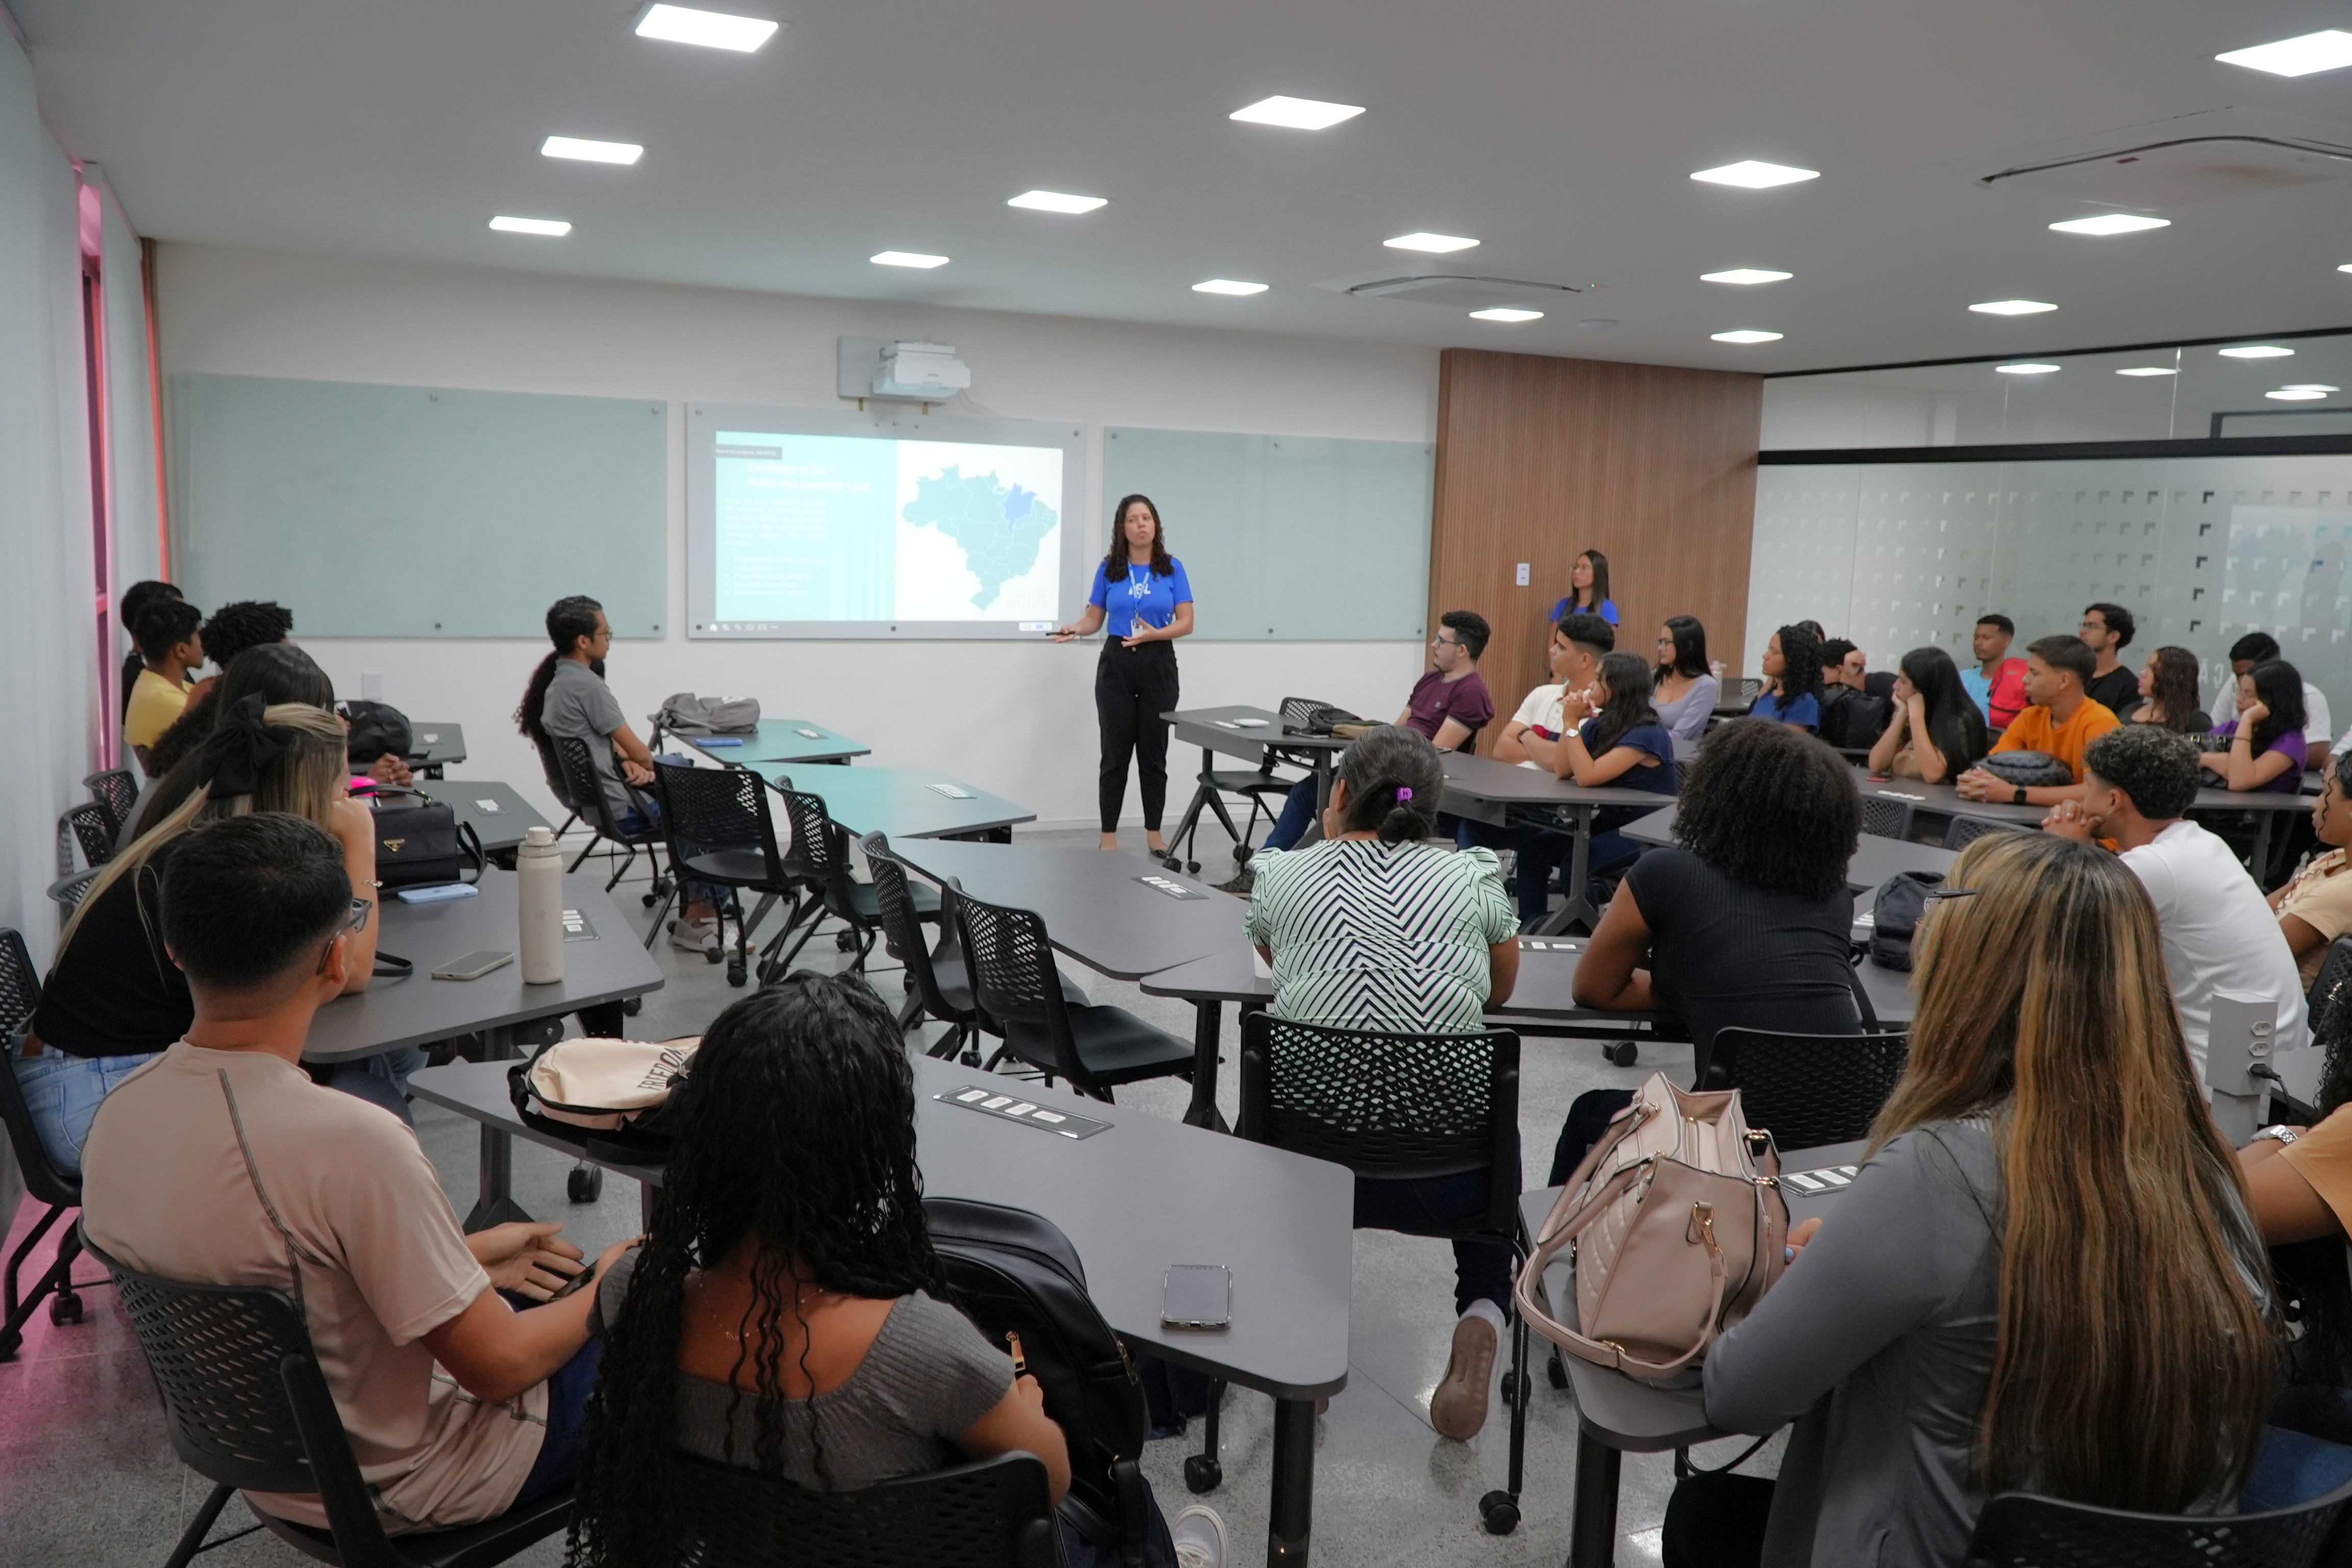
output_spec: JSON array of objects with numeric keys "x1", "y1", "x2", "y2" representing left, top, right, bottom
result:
[
  {"x1": 1965, "y1": 1473, "x2": 2352, "y2": 1568},
  {"x1": 1735, "y1": 677, "x2": 1763, "y2": 703},
  {"x1": 664, "y1": 1449, "x2": 1057, "y2": 1567},
  {"x1": 862, "y1": 833, "x2": 966, "y2": 1023},
  {"x1": 57, "y1": 802, "x2": 115, "y2": 878},
  {"x1": 2312, "y1": 936, "x2": 2352, "y2": 1036},
  {"x1": 0, "y1": 929, "x2": 81, "y2": 1208},
  {"x1": 550, "y1": 733, "x2": 631, "y2": 838},
  {"x1": 46, "y1": 869, "x2": 99, "y2": 925},
  {"x1": 1238, "y1": 1012, "x2": 1520, "y2": 1237},
  {"x1": 1858, "y1": 794, "x2": 1914, "y2": 843},
  {"x1": 954, "y1": 894, "x2": 1082, "y2": 1080},
  {"x1": 776, "y1": 788, "x2": 859, "y2": 911},
  {"x1": 652, "y1": 760, "x2": 787, "y2": 886},
  {"x1": 1946, "y1": 815, "x2": 2027, "y2": 852},
  {"x1": 83, "y1": 768, "x2": 139, "y2": 838},
  {"x1": 1697, "y1": 1027, "x2": 1910, "y2": 1153}
]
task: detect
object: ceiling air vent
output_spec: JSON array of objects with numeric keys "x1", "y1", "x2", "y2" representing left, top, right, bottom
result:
[
  {"x1": 1317, "y1": 266, "x2": 1584, "y2": 310},
  {"x1": 1980, "y1": 110, "x2": 2352, "y2": 209}
]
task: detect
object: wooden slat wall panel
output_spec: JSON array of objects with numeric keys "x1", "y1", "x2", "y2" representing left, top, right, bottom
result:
[{"x1": 1430, "y1": 350, "x2": 1762, "y2": 750}]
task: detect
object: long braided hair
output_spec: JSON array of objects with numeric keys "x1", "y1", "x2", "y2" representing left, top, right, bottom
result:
[{"x1": 567, "y1": 974, "x2": 948, "y2": 1566}]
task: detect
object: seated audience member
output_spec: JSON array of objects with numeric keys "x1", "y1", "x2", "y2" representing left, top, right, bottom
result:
[
  {"x1": 519, "y1": 595, "x2": 719, "y2": 949},
  {"x1": 2127, "y1": 644, "x2": 2213, "y2": 734},
  {"x1": 1256, "y1": 609, "x2": 1496, "y2": 857},
  {"x1": 1479, "y1": 615, "x2": 1615, "y2": 918},
  {"x1": 2229, "y1": 631, "x2": 2334, "y2": 758},
  {"x1": 140, "y1": 599, "x2": 299, "y2": 782},
  {"x1": 115, "y1": 579, "x2": 182, "y2": 725},
  {"x1": 1683, "y1": 831, "x2": 2273, "y2": 1567},
  {"x1": 2042, "y1": 724, "x2": 2309, "y2": 1082},
  {"x1": 1959, "y1": 612, "x2": 2028, "y2": 731},
  {"x1": 1866, "y1": 646, "x2": 1991, "y2": 783},
  {"x1": 1560, "y1": 720, "x2": 1861, "y2": 1178},
  {"x1": 1543, "y1": 652, "x2": 1678, "y2": 891},
  {"x1": 124, "y1": 597, "x2": 207, "y2": 769},
  {"x1": 134, "y1": 643, "x2": 338, "y2": 837},
  {"x1": 2214, "y1": 659, "x2": 2310, "y2": 793},
  {"x1": 1245, "y1": 727, "x2": 1517, "y2": 1443},
  {"x1": 14, "y1": 697, "x2": 413, "y2": 1172},
  {"x1": 80, "y1": 813, "x2": 628, "y2": 1534},
  {"x1": 2271, "y1": 761, "x2": 2352, "y2": 988},
  {"x1": 569, "y1": 974, "x2": 1228, "y2": 1568},
  {"x1": 1955, "y1": 635, "x2": 2120, "y2": 807},
  {"x1": 1746, "y1": 624, "x2": 1824, "y2": 731},
  {"x1": 2078, "y1": 601, "x2": 2141, "y2": 716},
  {"x1": 1650, "y1": 616, "x2": 1721, "y2": 741},
  {"x1": 1814, "y1": 638, "x2": 1891, "y2": 748}
]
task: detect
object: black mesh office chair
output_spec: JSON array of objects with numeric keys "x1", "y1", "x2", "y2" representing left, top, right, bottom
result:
[
  {"x1": 83, "y1": 768, "x2": 140, "y2": 840},
  {"x1": 1695, "y1": 1028, "x2": 1910, "y2": 1154},
  {"x1": 651, "y1": 760, "x2": 803, "y2": 987},
  {"x1": 1945, "y1": 815, "x2": 2026, "y2": 851},
  {"x1": 44, "y1": 869, "x2": 98, "y2": 928},
  {"x1": 769, "y1": 787, "x2": 938, "y2": 977},
  {"x1": 0, "y1": 929, "x2": 94, "y2": 1362},
  {"x1": 1231, "y1": 1013, "x2": 1530, "y2": 1532},
  {"x1": 87, "y1": 1236, "x2": 574, "y2": 1568},
  {"x1": 863, "y1": 832, "x2": 984, "y2": 1062},
  {"x1": 548, "y1": 734, "x2": 673, "y2": 906},
  {"x1": 1733, "y1": 678, "x2": 1763, "y2": 705},
  {"x1": 2311, "y1": 937, "x2": 2352, "y2": 1034},
  {"x1": 954, "y1": 893, "x2": 1192, "y2": 1099},
  {"x1": 56, "y1": 802, "x2": 115, "y2": 878},
  {"x1": 1964, "y1": 1472, "x2": 2352, "y2": 1567},
  {"x1": 1858, "y1": 795, "x2": 1914, "y2": 842},
  {"x1": 665, "y1": 1450, "x2": 1056, "y2": 1567}
]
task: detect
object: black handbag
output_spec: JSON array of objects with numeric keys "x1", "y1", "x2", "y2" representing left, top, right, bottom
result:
[
  {"x1": 1980, "y1": 749, "x2": 2074, "y2": 789},
  {"x1": 340, "y1": 700, "x2": 415, "y2": 764},
  {"x1": 369, "y1": 789, "x2": 485, "y2": 891}
]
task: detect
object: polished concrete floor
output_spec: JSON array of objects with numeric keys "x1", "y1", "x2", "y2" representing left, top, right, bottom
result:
[{"x1": 0, "y1": 826, "x2": 1773, "y2": 1568}]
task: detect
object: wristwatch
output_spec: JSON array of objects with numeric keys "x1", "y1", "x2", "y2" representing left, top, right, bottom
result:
[
  {"x1": 2253, "y1": 1125, "x2": 2301, "y2": 1145},
  {"x1": 2013, "y1": 786, "x2": 2027, "y2": 806}
]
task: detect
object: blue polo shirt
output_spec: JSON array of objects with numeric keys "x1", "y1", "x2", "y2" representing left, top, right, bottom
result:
[{"x1": 1089, "y1": 557, "x2": 1193, "y2": 640}]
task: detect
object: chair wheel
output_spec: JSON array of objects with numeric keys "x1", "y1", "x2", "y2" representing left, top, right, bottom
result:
[
  {"x1": 1479, "y1": 1491, "x2": 1520, "y2": 1535},
  {"x1": 1547, "y1": 1349, "x2": 1570, "y2": 1388},
  {"x1": 1500, "y1": 1368, "x2": 1532, "y2": 1407},
  {"x1": 1185, "y1": 860, "x2": 1200, "y2": 873},
  {"x1": 1604, "y1": 1040, "x2": 1640, "y2": 1067},
  {"x1": 727, "y1": 960, "x2": 748, "y2": 987},
  {"x1": 49, "y1": 1291, "x2": 83, "y2": 1327},
  {"x1": 836, "y1": 930, "x2": 857, "y2": 952},
  {"x1": 1235, "y1": 845, "x2": 1254, "y2": 867},
  {"x1": 568, "y1": 1164, "x2": 604, "y2": 1203},
  {"x1": 622, "y1": 996, "x2": 642, "y2": 1016},
  {"x1": 1183, "y1": 1455, "x2": 1222, "y2": 1494},
  {"x1": 642, "y1": 891, "x2": 658, "y2": 907}
]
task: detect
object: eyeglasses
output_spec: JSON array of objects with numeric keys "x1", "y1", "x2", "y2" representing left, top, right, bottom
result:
[
  {"x1": 1431, "y1": 634, "x2": 1462, "y2": 648},
  {"x1": 315, "y1": 897, "x2": 373, "y2": 975}
]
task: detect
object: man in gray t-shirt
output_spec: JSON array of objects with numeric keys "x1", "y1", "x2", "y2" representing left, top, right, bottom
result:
[{"x1": 541, "y1": 657, "x2": 638, "y2": 828}]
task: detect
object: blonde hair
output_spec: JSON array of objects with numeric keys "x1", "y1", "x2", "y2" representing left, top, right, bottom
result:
[
  {"x1": 61, "y1": 703, "x2": 349, "y2": 952},
  {"x1": 1874, "y1": 830, "x2": 2273, "y2": 1509}
]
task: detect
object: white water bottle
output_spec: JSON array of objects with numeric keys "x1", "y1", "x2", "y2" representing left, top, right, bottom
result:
[{"x1": 518, "y1": 825, "x2": 565, "y2": 985}]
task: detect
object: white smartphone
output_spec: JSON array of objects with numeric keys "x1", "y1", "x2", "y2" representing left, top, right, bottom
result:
[
  {"x1": 1162, "y1": 1264, "x2": 1232, "y2": 1329},
  {"x1": 431, "y1": 949, "x2": 513, "y2": 981}
]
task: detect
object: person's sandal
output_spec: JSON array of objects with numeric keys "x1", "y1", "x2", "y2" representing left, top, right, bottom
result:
[{"x1": 1429, "y1": 1313, "x2": 1497, "y2": 1440}]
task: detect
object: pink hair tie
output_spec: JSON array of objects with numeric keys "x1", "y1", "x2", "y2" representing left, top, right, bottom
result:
[{"x1": 1396, "y1": 787, "x2": 1413, "y2": 802}]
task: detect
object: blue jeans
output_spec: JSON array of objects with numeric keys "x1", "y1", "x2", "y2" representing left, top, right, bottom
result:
[
  {"x1": 2242, "y1": 1422, "x2": 2352, "y2": 1512},
  {"x1": 10, "y1": 1045, "x2": 162, "y2": 1175},
  {"x1": 317, "y1": 1046, "x2": 427, "y2": 1128},
  {"x1": 1263, "y1": 776, "x2": 1320, "y2": 853},
  {"x1": 619, "y1": 795, "x2": 721, "y2": 910},
  {"x1": 517, "y1": 1331, "x2": 604, "y2": 1501}
]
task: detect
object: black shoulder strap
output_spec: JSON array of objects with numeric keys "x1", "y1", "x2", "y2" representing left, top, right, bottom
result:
[{"x1": 1846, "y1": 947, "x2": 1882, "y2": 1032}]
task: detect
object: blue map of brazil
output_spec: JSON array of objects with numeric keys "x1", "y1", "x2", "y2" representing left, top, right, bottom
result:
[{"x1": 901, "y1": 465, "x2": 1060, "y2": 609}]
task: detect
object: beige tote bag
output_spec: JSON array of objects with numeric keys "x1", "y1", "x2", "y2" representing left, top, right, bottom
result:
[{"x1": 1516, "y1": 1072, "x2": 1790, "y2": 1385}]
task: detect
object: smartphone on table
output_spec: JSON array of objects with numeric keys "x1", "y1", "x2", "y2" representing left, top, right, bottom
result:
[{"x1": 1162, "y1": 1264, "x2": 1232, "y2": 1329}]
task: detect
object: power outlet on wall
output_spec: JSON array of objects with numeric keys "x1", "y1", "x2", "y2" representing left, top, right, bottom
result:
[{"x1": 1514, "y1": 562, "x2": 1530, "y2": 586}]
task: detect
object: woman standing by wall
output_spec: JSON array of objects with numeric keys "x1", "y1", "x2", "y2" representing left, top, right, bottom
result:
[
  {"x1": 1054, "y1": 495, "x2": 1195, "y2": 853},
  {"x1": 1548, "y1": 549, "x2": 1618, "y2": 627}
]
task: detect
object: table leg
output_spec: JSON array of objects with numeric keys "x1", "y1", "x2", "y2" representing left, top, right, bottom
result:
[
  {"x1": 1184, "y1": 999, "x2": 1223, "y2": 1129},
  {"x1": 1313, "y1": 754, "x2": 1332, "y2": 813},
  {"x1": 2252, "y1": 810, "x2": 2276, "y2": 883},
  {"x1": 1538, "y1": 805, "x2": 1599, "y2": 936},
  {"x1": 1267, "y1": 1395, "x2": 1316, "y2": 1565},
  {"x1": 1569, "y1": 1429, "x2": 1623, "y2": 1568},
  {"x1": 462, "y1": 1027, "x2": 535, "y2": 1233}
]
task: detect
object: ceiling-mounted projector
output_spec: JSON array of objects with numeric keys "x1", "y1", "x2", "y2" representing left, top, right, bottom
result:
[{"x1": 871, "y1": 340, "x2": 970, "y2": 400}]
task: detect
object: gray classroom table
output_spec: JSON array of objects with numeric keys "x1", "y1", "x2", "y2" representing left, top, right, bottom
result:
[
  {"x1": 746, "y1": 762, "x2": 1034, "y2": 841},
  {"x1": 402, "y1": 721, "x2": 466, "y2": 778},
  {"x1": 1622, "y1": 803, "x2": 1960, "y2": 892},
  {"x1": 1854, "y1": 770, "x2": 2313, "y2": 866},
  {"x1": 409, "y1": 1053, "x2": 1354, "y2": 1566},
  {"x1": 669, "y1": 716, "x2": 869, "y2": 767},
  {"x1": 306, "y1": 870, "x2": 664, "y2": 1229},
  {"x1": 1521, "y1": 1139, "x2": 1866, "y2": 1568},
  {"x1": 1440, "y1": 751, "x2": 1682, "y2": 934},
  {"x1": 423, "y1": 779, "x2": 550, "y2": 862},
  {"x1": 1164, "y1": 705, "x2": 1355, "y2": 848}
]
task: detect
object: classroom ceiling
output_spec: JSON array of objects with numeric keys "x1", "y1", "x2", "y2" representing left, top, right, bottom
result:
[{"x1": 18, "y1": 0, "x2": 2352, "y2": 375}]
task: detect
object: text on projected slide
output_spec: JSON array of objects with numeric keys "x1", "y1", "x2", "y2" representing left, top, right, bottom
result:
[{"x1": 713, "y1": 430, "x2": 1063, "y2": 624}]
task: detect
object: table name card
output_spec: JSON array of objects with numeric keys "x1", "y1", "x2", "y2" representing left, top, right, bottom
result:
[{"x1": 1135, "y1": 874, "x2": 1208, "y2": 900}]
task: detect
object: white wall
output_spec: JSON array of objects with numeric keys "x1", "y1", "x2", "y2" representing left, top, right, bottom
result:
[{"x1": 155, "y1": 244, "x2": 1437, "y2": 830}]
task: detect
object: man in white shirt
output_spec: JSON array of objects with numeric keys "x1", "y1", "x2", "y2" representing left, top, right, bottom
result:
[
  {"x1": 2225, "y1": 632, "x2": 2332, "y2": 759},
  {"x1": 2042, "y1": 724, "x2": 2309, "y2": 1086},
  {"x1": 1492, "y1": 614, "x2": 1611, "y2": 773}
]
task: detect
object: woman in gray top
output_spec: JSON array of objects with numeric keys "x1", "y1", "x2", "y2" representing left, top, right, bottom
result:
[
  {"x1": 1691, "y1": 831, "x2": 2274, "y2": 1566},
  {"x1": 1651, "y1": 615, "x2": 1722, "y2": 741},
  {"x1": 568, "y1": 974, "x2": 1226, "y2": 1568}
]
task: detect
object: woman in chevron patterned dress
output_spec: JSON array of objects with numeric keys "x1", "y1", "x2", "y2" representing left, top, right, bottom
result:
[{"x1": 1242, "y1": 725, "x2": 1521, "y2": 1441}]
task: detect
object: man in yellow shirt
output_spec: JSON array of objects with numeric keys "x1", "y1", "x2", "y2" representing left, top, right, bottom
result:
[
  {"x1": 124, "y1": 597, "x2": 208, "y2": 768},
  {"x1": 1955, "y1": 634, "x2": 2119, "y2": 808}
]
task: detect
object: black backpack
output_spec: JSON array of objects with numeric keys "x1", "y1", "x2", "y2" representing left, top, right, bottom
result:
[
  {"x1": 1867, "y1": 869, "x2": 1945, "y2": 972},
  {"x1": 925, "y1": 1198, "x2": 1157, "y2": 1568},
  {"x1": 340, "y1": 699, "x2": 415, "y2": 764}
]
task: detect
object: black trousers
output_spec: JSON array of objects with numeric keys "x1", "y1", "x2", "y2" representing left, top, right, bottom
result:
[{"x1": 1096, "y1": 641, "x2": 1179, "y2": 833}]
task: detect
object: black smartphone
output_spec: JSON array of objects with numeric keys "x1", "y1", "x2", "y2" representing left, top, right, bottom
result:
[{"x1": 1161, "y1": 1264, "x2": 1232, "y2": 1329}]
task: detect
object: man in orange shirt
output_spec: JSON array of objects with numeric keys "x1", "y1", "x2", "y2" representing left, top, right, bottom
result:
[{"x1": 1955, "y1": 635, "x2": 2121, "y2": 808}]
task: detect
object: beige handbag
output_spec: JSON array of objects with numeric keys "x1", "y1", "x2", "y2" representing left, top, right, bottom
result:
[
  {"x1": 509, "y1": 1036, "x2": 699, "y2": 1133},
  {"x1": 1516, "y1": 1072, "x2": 1789, "y2": 1385}
]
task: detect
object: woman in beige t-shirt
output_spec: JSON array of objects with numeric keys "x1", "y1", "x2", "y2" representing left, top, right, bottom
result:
[{"x1": 2272, "y1": 763, "x2": 2352, "y2": 987}]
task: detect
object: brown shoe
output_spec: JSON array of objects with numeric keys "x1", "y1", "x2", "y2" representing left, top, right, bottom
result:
[{"x1": 1430, "y1": 1313, "x2": 1497, "y2": 1439}]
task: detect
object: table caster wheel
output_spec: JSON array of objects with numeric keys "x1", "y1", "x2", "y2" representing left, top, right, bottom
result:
[
  {"x1": 727, "y1": 959, "x2": 748, "y2": 987},
  {"x1": 568, "y1": 1164, "x2": 604, "y2": 1203},
  {"x1": 50, "y1": 1290, "x2": 83, "y2": 1327},
  {"x1": 1185, "y1": 860, "x2": 1200, "y2": 873},
  {"x1": 1500, "y1": 1369, "x2": 1531, "y2": 1407},
  {"x1": 702, "y1": 946, "x2": 722, "y2": 965},
  {"x1": 836, "y1": 930, "x2": 857, "y2": 952},
  {"x1": 1479, "y1": 1491, "x2": 1520, "y2": 1535},
  {"x1": 1182, "y1": 1455, "x2": 1221, "y2": 1494},
  {"x1": 1604, "y1": 1040, "x2": 1640, "y2": 1067},
  {"x1": 1235, "y1": 845, "x2": 1254, "y2": 867},
  {"x1": 622, "y1": 996, "x2": 642, "y2": 1016},
  {"x1": 1547, "y1": 1349, "x2": 1570, "y2": 1388},
  {"x1": 642, "y1": 891, "x2": 658, "y2": 907}
]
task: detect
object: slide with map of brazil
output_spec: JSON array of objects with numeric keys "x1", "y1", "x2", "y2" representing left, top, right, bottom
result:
[{"x1": 709, "y1": 429, "x2": 1065, "y2": 628}]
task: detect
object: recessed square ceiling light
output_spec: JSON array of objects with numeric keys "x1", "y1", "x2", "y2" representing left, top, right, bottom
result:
[
  {"x1": 2216, "y1": 29, "x2": 2352, "y2": 78},
  {"x1": 1969, "y1": 299, "x2": 2057, "y2": 315},
  {"x1": 2269, "y1": 388, "x2": 2332, "y2": 401},
  {"x1": 1193, "y1": 279, "x2": 1269, "y2": 296},
  {"x1": 1385, "y1": 232, "x2": 1479, "y2": 253},
  {"x1": 2115, "y1": 366, "x2": 2178, "y2": 377},
  {"x1": 1701, "y1": 268, "x2": 1793, "y2": 285},
  {"x1": 2048, "y1": 213, "x2": 2169, "y2": 235},
  {"x1": 1230, "y1": 96, "x2": 1363, "y2": 130},
  {"x1": 489, "y1": 215, "x2": 571, "y2": 236},
  {"x1": 2219, "y1": 344, "x2": 2294, "y2": 358},
  {"x1": 1710, "y1": 329, "x2": 1782, "y2": 344},
  {"x1": 541, "y1": 136, "x2": 644, "y2": 166},
  {"x1": 870, "y1": 250, "x2": 948, "y2": 268},
  {"x1": 1690, "y1": 161, "x2": 1819, "y2": 189},
  {"x1": 1008, "y1": 190, "x2": 1107, "y2": 214},
  {"x1": 1996, "y1": 363, "x2": 2061, "y2": 375},
  {"x1": 633, "y1": 4, "x2": 779, "y2": 52},
  {"x1": 1469, "y1": 307, "x2": 1543, "y2": 322}
]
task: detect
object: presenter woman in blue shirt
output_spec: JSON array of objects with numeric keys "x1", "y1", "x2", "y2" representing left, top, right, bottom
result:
[{"x1": 1054, "y1": 494, "x2": 1195, "y2": 853}]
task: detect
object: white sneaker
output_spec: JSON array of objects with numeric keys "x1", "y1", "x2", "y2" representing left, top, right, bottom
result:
[
  {"x1": 669, "y1": 915, "x2": 718, "y2": 953},
  {"x1": 1171, "y1": 1504, "x2": 1227, "y2": 1568}
]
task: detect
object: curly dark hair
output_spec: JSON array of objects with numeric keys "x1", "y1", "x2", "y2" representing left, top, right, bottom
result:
[
  {"x1": 1673, "y1": 719, "x2": 1858, "y2": 901},
  {"x1": 1765, "y1": 624, "x2": 1824, "y2": 713},
  {"x1": 139, "y1": 603, "x2": 303, "y2": 782},
  {"x1": 2083, "y1": 725, "x2": 2199, "y2": 820},
  {"x1": 2140, "y1": 646, "x2": 2206, "y2": 732},
  {"x1": 568, "y1": 974, "x2": 950, "y2": 1567},
  {"x1": 1102, "y1": 493, "x2": 1174, "y2": 580}
]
